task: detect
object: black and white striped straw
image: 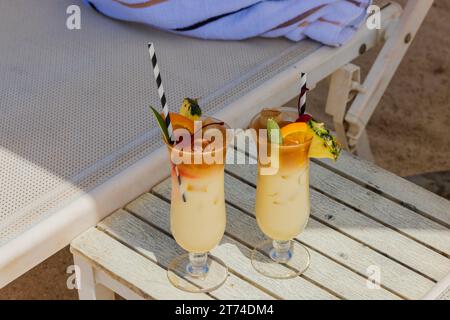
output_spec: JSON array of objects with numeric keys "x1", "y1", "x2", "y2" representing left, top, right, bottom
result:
[
  {"x1": 298, "y1": 72, "x2": 308, "y2": 115},
  {"x1": 148, "y1": 43, "x2": 175, "y2": 143},
  {"x1": 148, "y1": 42, "x2": 186, "y2": 202}
]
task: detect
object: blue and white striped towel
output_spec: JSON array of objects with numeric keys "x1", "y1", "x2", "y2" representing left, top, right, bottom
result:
[{"x1": 85, "y1": 0, "x2": 371, "y2": 47}]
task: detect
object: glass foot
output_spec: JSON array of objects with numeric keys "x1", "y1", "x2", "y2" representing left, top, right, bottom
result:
[
  {"x1": 251, "y1": 239, "x2": 311, "y2": 279},
  {"x1": 167, "y1": 253, "x2": 228, "y2": 293}
]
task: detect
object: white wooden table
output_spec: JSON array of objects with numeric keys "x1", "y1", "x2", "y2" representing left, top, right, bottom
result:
[{"x1": 70, "y1": 148, "x2": 450, "y2": 300}]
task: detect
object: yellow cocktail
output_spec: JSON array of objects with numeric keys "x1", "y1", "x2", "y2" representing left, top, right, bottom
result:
[
  {"x1": 256, "y1": 155, "x2": 310, "y2": 241},
  {"x1": 169, "y1": 153, "x2": 226, "y2": 253},
  {"x1": 166, "y1": 117, "x2": 230, "y2": 292},
  {"x1": 249, "y1": 109, "x2": 313, "y2": 279}
]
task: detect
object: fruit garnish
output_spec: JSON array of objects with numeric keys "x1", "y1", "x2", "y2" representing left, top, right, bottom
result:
[
  {"x1": 280, "y1": 122, "x2": 309, "y2": 145},
  {"x1": 280, "y1": 122, "x2": 307, "y2": 138},
  {"x1": 267, "y1": 118, "x2": 283, "y2": 145},
  {"x1": 307, "y1": 119, "x2": 341, "y2": 160},
  {"x1": 168, "y1": 112, "x2": 195, "y2": 134},
  {"x1": 296, "y1": 114, "x2": 313, "y2": 123},
  {"x1": 150, "y1": 106, "x2": 170, "y2": 144},
  {"x1": 180, "y1": 98, "x2": 202, "y2": 120}
]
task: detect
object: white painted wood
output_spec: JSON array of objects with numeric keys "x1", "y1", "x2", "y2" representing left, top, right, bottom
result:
[
  {"x1": 95, "y1": 270, "x2": 144, "y2": 300},
  {"x1": 70, "y1": 124, "x2": 446, "y2": 300},
  {"x1": 354, "y1": 129, "x2": 375, "y2": 161},
  {"x1": 423, "y1": 273, "x2": 450, "y2": 300},
  {"x1": 234, "y1": 133, "x2": 449, "y2": 249},
  {"x1": 126, "y1": 195, "x2": 338, "y2": 300},
  {"x1": 308, "y1": 190, "x2": 450, "y2": 281},
  {"x1": 72, "y1": 254, "x2": 95, "y2": 300},
  {"x1": 325, "y1": 64, "x2": 361, "y2": 151},
  {"x1": 154, "y1": 176, "x2": 433, "y2": 299},
  {"x1": 229, "y1": 144, "x2": 449, "y2": 255},
  {"x1": 309, "y1": 163, "x2": 450, "y2": 256},
  {"x1": 301, "y1": 219, "x2": 433, "y2": 300},
  {"x1": 317, "y1": 152, "x2": 450, "y2": 227},
  {"x1": 346, "y1": 0, "x2": 434, "y2": 145},
  {"x1": 223, "y1": 204, "x2": 400, "y2": 300},
  {"x1": 223, "y1": 164, "x2": 450, "y2": 282},
  {"x1": 131, "y1": 193, "x2": 398, "y2": 299},
  {"x1": 70, "y1": 228, "x2": 212, "y2": 300},
  {"x1": 98, "y1": 209, "x2": 275, "y2": 300},
  {"x1": 73, "y1": 254, "x2": 115, "y2": 300}
]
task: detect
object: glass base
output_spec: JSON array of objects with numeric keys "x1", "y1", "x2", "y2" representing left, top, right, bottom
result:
[
  {"x1": 167, "y1": 253, "x2": 228, "y2": 293},
  {"x1": 251, "y1": 240, "x2": 311, "y2": 279}
]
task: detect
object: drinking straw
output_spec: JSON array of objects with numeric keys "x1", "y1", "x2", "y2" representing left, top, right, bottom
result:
[
  {"x1": 298, "y1": 72, "x2": 308, "y2": 115},
  {"x1": 148, "y1": 43, "x2": 186, "y2": 202},
  {"x1": 148, "y1": 43, "x2": 174, "y2": 142}
]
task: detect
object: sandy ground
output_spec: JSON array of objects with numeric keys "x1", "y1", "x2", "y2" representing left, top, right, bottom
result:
[{"x1": 1, "y1": 0, "x2": 449, "y2": 300}]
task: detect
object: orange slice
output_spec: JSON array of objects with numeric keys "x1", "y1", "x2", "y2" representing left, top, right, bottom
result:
[
  {"x1": 280, "y1": 122, "x2": 309, "y2": 144},
  {"x1": 164, "y1": 112, "x2": 195, "y2": 134},
  {"x1": 280, "y1": 122, "x2": 308, "y2": 138}
]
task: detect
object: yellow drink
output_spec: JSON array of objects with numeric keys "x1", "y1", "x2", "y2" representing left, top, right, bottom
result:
[
  {"x1": 250, "y1": 110, "x2": 312, "y2": 241},
  {"x1": 249, "y1": 109, "x2": 313, "y2": 279},
  {"x1": 170, "y1": 162, "x2": 226, "y2": 253},
  {"x1": 165, "y1": 118, "x2": 230, "y2": 292},
  {"x1": 256, "y1": 161, "x2": 309, "y2": 241}
]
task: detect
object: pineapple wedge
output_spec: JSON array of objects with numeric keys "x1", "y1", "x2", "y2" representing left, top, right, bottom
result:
[
  {"x1": 307, "y1": 119, "x2": 341, "y2": 160},
  {"x1": 179, "y1": 98, "x2": 202, "y2": 121}
]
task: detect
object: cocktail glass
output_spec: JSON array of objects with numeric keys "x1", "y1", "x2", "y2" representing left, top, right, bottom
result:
[
  {"x1": 249, "y1": 109, "x2": 313, "y2": 279},
  {"x1": 166, "y1": 118, "x2": 230, "y2": 292}
]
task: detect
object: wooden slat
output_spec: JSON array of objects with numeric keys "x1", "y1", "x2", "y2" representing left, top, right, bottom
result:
[
  {"x1": 301, "y1": 219, "x2": 433, "y2": 299},
  {"x1": 154, "y1": 177, "x2": 433, "y2": 299},
  {"x1": 234, "y1": 138, "x2": 450, "y2": 254},
  {"x1": 148, "y1": 189, "x2": 399, "y2": 300},
  {"x1": 224, "y1": 164, "x2": 450, "y2": 282},
  {"x1": 98, "y1": 209, "x2": 274, "y2": 300},
  {"x1": 223, "y1": 205, "x2": 400, "y2": 300},
  {"x1": 126, "y1": 194, "x2": 338, "y2": 300},
  {"x1": 234, "y1": 142, "x2": 449, "y2": 257},
  {"x1": 317, "y1": 153, "x2": 450, "y2": 227},
  {"x1": 423, "y1": 274, "x2": 450, "y2": 300},
  {"x1": 309, "y1": 162, "x2": 450, "y2": 256},
  {"x1": 235, "y1": 131, "x2": 450, "y2": 227},
  {"x1": 309, "y1": 189, "x2": 450, "y2": 282},
  {"x1": 70, "y1": 228, "x2": 211, "y2": 300}
]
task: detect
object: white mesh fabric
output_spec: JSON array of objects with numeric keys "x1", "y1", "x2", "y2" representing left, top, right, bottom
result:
[{"x1": 0, "y1": 0, "x2": 321, "y2": 246}]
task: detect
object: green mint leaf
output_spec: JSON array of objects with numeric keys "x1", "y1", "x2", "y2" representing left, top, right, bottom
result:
[{"x1": 150, "y1": 106, "x2": 170, "y2": 144}]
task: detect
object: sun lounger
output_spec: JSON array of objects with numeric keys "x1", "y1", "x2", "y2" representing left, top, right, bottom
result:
[{"x1": 0, "y1": 0, "x2": 432, "y2": 287}]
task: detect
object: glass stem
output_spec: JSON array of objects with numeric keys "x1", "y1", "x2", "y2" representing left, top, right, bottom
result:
[
  {"x1": 270, "y1": 240, "x2": 293, "y2": 263},
  {"x1": 187, "y1": 252, "x2": 209, "y2": 277}
]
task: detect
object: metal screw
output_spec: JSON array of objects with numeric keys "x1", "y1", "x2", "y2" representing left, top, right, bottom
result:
[
  {"x1": 359, "y1": 44, "x2": 367, "y2": 55},
  {"x1": 405, "y1": 33, "x2": 412, "y2": 44}
]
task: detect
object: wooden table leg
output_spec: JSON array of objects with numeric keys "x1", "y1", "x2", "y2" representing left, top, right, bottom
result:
[{"x1": 73, "y1": 254, "x2": 115, "y2": 300}]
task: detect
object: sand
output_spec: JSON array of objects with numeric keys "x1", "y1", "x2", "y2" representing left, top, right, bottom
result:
[{"x1": 1, "y1": 0, "x2": 449, "y2": 300}]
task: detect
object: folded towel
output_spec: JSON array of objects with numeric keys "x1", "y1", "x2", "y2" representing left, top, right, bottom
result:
[{"x1": 85, "y1": 0, "x2": 372, "y2": 47}]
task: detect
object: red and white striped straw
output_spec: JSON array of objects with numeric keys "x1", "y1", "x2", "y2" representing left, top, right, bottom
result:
[
  {"x1": 298, "y1": 72, "x2": 308, "y2": 115},
  {"x1": 148, "y1": 42, "x2": 186, "y2": 202}
]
